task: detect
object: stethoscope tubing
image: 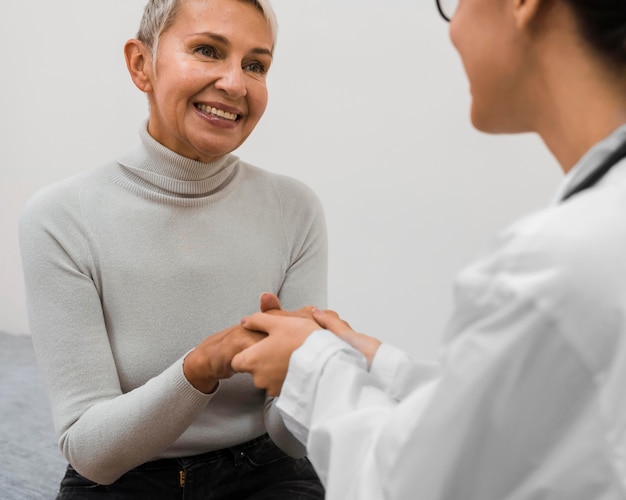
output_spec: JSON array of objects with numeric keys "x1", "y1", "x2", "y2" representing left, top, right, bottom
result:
[{"x1": 562, "y1": 139, "x2": 626, "y2": 201}]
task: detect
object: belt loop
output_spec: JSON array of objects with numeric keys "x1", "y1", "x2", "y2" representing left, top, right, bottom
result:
[{"x1": 229, "y1": 445, "x2": 246, "y2": 467}]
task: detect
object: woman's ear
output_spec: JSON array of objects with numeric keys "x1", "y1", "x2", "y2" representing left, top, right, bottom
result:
[
  {"x1": 124, "y1": 39, "x2": 153, "y2": 93},
  {"x1": 513, "y1": 0, "x2": 548, "y2": 29}
]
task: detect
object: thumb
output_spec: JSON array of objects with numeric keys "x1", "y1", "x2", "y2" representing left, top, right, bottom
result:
[
  {"x1": 260, "y1": 292, "x2": 282, "y2": 312},
  {"x1": 231, "y1": 348, "x2": 251, "y2": 373}
]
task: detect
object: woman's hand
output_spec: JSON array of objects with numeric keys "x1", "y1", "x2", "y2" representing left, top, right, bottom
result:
[
  {"x1": 259, "y1": 292, "x2": 318, "y2": 320},
  {"x1": 184, "y1": 325, "x2": 266, "y2": 394}
]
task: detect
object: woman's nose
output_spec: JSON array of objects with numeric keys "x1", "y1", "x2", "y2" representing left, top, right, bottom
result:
[{"x1": 214, "y1": 63, "x2": 247, "y2": 98}]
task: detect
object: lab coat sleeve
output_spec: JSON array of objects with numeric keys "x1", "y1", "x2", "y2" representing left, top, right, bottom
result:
[
  {"x1": 277, "y1": 297, "x2": 606, "y2": 499},
  {"x1": 369, "y1": 342, "x2": 440, "y2": 400}
]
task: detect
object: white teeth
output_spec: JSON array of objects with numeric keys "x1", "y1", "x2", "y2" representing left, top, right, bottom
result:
[{"x1": 196, "y1": 104, "x2": 238, "y2": 121}]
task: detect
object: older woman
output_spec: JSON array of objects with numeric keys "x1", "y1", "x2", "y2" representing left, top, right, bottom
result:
[
  {"x1": 233, "y1": 0, "x2": 626, "y2": 498},
  {"x1": 19, "y1": 0, "x2": 325, "y2": 498}
]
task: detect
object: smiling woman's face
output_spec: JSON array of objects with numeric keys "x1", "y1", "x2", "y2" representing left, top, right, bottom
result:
[{"x1": 140, "y1": 0, "x2": 273, "y2": 162}]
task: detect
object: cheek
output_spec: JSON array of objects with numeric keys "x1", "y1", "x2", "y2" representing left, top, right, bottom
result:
[
  {"x1": 449, "y1": 34, "x2": 502, "y2": 129},
  {"x1": 451, "y1": 23, "x2": 504, "y2": 101},
  {"x1": 248, "y1": 83, "x2": 269, "y2": 120},
  {"x1": 449, "y1": 17, "x2": 479, "y2": 86},
  {"x1": 469, "y1": 62, "x2": 522, "y2": 132}
]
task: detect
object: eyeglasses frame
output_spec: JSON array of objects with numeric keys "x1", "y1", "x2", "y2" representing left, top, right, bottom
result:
[{"x1": 435, "y1": 0, "x2": 452, "y2": 22}]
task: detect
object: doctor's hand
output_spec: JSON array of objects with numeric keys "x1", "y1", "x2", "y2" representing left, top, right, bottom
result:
[
  {"x1": 310, "y1": 309, "x2": 382, "y2": 368},
  {"x1": 257, "y1": 293, "x2": 381, "y2": 368},
  {"x1": 231, "y1": 314, "x2": 321, "y2": 396}
]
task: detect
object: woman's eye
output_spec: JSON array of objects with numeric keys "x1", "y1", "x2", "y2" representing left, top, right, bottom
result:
[
  {"x1": 195, "y1": 46, "x2": 217, "y2": 58},
  {"x1": 244, "y1": 61, "x2": 266, "y2": 74}
]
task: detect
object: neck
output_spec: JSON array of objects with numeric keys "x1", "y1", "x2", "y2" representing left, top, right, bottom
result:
[
  {"x1": 536, "y1": 81, "x2": 626, "y2": 173},
  {"x1": 528, "y1": 39, "x2": 626, "y2": 172}
]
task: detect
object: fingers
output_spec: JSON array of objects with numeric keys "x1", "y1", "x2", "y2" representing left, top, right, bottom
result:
[
  {"x1": 314, "y1": 310, "x2": 382, "y2": 367},
  {"x1": 255, "y1": 292, "x2": 325, "y2": 330},
  {"x1": 230, "y1": 349, "x2": 247, "y2": 373},
  {"x1": 259, "y1": 292, "x2": 281, "y2": 312},
  {"x1": 231, "y1": 332, "x2": 294, "y2": 396},
  {"x1": 230, "y1": 343, "x2": 259, "y2": 378},
  {"x1": 268, "y1": 305, "x2": 317, "y2": 321},
  {"x1": 241, "y1": 311, "x2": 282, "y2": 335},
  {"x1": 295, "y1": 305, "x2": 318, "y2": 321},
  {"x1": 236, "y1": 329, "x2": 266, "y2": 350},
  {"x1": 235, "y1": 313, "x2": 321, "y2": 395},
  {"x1": 183, "y1": 325, "x2": 267, "y2": 393},
  {"x1": 312, "y1": 309, "x2": 352, "y2": 334}
]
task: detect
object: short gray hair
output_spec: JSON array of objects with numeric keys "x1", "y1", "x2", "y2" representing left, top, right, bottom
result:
[{"x1": 137, "y1": 0, "x2": 278, "y2": 58}]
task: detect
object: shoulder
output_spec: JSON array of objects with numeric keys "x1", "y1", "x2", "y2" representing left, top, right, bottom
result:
[
  {"x1": 20, "y1": 164, "x2": 113, "y2": 230},
  {"x1": 455, "y1": 183, "x2": 626, "y2": 328},
  {"x1": 521, "y1": 161, "x2": 626, "y2": 270},
  {"x1": 239, "y1": 160, "x2": 319, "y2": 195},
  {"x1": 508, "y1": 181, "x2": 626, "y2": 285},
  {"x1": 448, "y1": 173, "x2": 626, "y2": 378},
  {"x1": 237, "y1": 160, "x2": 324, "y2": 213}
]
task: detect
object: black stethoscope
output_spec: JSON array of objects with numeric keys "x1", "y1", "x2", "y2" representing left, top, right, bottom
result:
[{"x1": 562, "y1": 138, "x2": 626, "y2": 201}]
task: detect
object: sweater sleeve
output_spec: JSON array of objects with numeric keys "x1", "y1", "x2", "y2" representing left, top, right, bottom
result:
[
  {"x1": 262, "y1": 175, "x2": 328, "y2": 455},
  {"x1": 273, "y1": 175, "x2": 328, "y2": 311},
  {"x1": 19, "y1": 186, "x2": 214, "y2": 485}
]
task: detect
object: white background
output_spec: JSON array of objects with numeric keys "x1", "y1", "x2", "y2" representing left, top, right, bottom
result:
[{"x1": 0, "y1": 0, "x2": 561, "y2": 357}]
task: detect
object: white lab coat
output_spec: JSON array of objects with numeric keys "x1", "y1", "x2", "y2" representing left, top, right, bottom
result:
[{"x1": 277, "y1": 125, "x2": 626, "y2": 499}]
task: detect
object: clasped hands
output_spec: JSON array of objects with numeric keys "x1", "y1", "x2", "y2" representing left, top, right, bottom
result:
[
  {"x1": 233, "y1": 293, "x2": 381, "y2": 396},
  {"x1": 183, "y1": 293, "x2": 380, "y2": 396}
]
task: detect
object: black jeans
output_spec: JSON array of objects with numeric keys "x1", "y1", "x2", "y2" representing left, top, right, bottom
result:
[{"x1": 56, "y1": 434, "x2": 324, "y2": 499}]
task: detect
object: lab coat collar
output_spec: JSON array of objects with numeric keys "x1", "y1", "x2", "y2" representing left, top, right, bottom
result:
[{"x1": 550, "y1": 123, "x2": 626, "y2": 205}]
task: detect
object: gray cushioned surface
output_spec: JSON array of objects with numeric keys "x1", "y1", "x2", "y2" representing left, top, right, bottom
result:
[{"x1": 0, "y1": 332, "x2": 66, "y2": 499}]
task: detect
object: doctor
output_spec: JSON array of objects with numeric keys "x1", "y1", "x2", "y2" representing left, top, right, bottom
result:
[{"x1": 232, "y1": 0, "x2": 626, "y2": 498}]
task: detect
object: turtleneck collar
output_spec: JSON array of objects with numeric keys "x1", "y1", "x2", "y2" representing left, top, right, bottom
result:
[{"x1": 116, "y1": 124, "x2": 239, "y2": 199}]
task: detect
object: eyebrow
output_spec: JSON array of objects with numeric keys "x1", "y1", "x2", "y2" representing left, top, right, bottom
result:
[{"x1": 191, "y1": 32, "x2": 273, "y2": 57}]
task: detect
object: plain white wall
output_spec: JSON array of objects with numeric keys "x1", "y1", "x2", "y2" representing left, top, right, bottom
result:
[{"x1": 0, "y1": 0, "x2": 561, "y2": 357}]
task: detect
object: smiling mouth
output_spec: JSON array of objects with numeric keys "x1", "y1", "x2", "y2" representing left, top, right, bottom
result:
[{"x1": 195, "y1": 103, "x2": 240, "y2": 121}]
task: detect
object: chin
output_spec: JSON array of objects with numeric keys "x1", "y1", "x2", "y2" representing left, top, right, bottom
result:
[
  {"x1": 469, "y1": 99, "x2": 533, "y2": 135},
  {"x1": 470, "y1": 109, "x2": 526, "y2": 135}
]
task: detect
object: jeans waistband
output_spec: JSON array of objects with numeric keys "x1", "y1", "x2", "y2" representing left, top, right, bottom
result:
[{"x1": 136, "y1": 433, "x2": 271, "y2": 470}]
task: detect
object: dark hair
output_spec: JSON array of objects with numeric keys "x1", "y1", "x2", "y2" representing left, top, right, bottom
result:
[{"x1": 566, "y1": 0, "x2": 626, "y2": 67}]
